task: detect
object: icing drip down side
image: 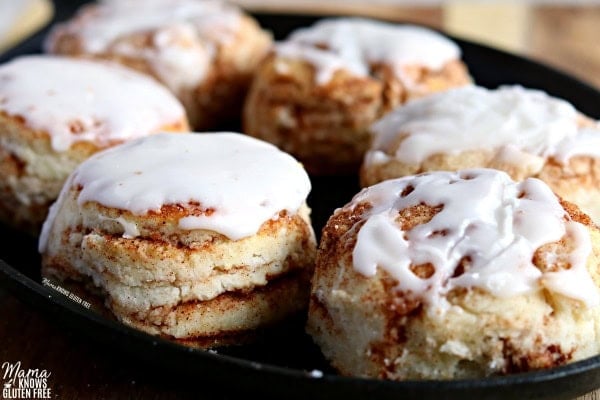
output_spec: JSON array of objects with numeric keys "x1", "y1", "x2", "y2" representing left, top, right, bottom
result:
[
  {"x1": 554, "y1": 124, "x2": 600, "y2": 163},
  {"x1": 274, "y1": 18, "x2": 460, "y2": 85},
  {"x1": 0, "y1": 56, "x2": 185, "y2": 151},
  {"x1": 39, "y1": 133, "x2": 311, "y2": 251},
  {"x1": 350, "y1": 169, "x2": 599, "y2": 310}
]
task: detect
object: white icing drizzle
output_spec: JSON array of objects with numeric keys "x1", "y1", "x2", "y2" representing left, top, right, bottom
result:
[
  {"x1": 0, "y1": 55, "x2": 185, "y2": 152},
  {"x1": 350, "y1": 169, "x2": 599, "y2": 309},
  {"x1": 554, "y1": 124, "x2": 600, "y2": 164},
  {"x1": 39, "y1": 133, "x2": 311, "y2": 250},
  {"x1": 99, "y1": 215, "x2": 141, "y2": 239},
  {"x1": 275, "y1": 43, "x2": 350, "y2": 85},
  {"x1": 367, "y1": 85, "x2": 600, "y2": 167},
  {"x1": 46, "y1": 0, "x2": 242, "y2": 91},
  {"x1": 541, "y1": 222, "x2": 598, "y2": 306},
  {"x1": 274, "y1": 18, "x2": 460, "y2": 85},
  {"x1": 111, "y1": 24, "x2": 211, "y2": 92}
]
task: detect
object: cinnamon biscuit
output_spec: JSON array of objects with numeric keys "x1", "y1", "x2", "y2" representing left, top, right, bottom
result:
[
  {"x1": 308, "y1": 169, "x2": 600, "y2": 379},
  {"x1": 244, "y1": 18, "x2": 470, "y2": 174},
  {"x1": 40, "y1": 133, "x2": 316, "y2": 346},
  {"x1": 46, "y1": 0, "x2": 272, "y2": 129},
  {"x1": 361, "y1": 85, "x2": 600, "y2": 223}
]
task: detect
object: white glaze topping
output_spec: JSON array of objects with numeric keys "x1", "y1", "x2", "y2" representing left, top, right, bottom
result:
[
  {"x1": 274, "y1": 18, "x2": 460, "y2": 85},
  {"x1": 554, "y1": 124, "x2": 600, "y2": 163},
  {"x1": 350, "y1": 169, "x2": 599, "y2": 309},
  {"x1": 39, "y1": 133, "x2": 311, "y2": 250},
  {"x1": 367, "y1": 85, "x2": 599, "y2": 166},
  {"x1": 0, "y1": 55, "x2": 185, "y2": 152},
  {"x1": 46, "y1": 0, "x2": 242, "y2": 91}
]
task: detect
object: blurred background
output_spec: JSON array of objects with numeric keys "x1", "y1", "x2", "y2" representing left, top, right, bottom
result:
[{"x1": 1, "y1": 0, "x2": 599, "y2": 88}]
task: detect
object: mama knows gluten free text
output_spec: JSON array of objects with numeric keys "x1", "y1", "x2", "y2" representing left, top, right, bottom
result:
[{"x1": 2, "y1": 361, "x2": 51, "y2": 399}]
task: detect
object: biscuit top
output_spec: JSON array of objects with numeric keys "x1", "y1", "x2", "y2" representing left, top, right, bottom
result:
[
  {"x1": 275, "y1": 18, "x2": 460, "y2": 85},
  {"x1": 45, "y1": 0, "x2": 242, "y2": 91},
  {"x1": 0, "y1": 56, "x2": 185, "y2": 152},
  {"x1": 350, "y1": 169, "x2": 599, "y2": 309},
  {"x1": 40, "y1": 133, "x2": 311, "y2": 249},
  {"x1": 368, "y1": 85, "x2": 599, "y2": 166}
]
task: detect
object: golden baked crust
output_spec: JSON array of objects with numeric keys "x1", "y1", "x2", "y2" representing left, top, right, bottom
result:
[
  {"x1": 41, "y1": 184, "x2": 317, "y2": 344},
  {"x1": 307, "y1": 194, "x2": 600, "y2": 379},
  {"x1": 47, "y1": 8, "x2": 272, "y2": 130},
  {"x1": 0, "y1": 112, "x2": 188, "y2": 234},
  {"x1": 243, "y1": 55, "x2": 470, "y2": 175}
]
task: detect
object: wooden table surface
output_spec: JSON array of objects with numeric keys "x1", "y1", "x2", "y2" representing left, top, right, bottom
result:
[{"x1": 1, "y1": 1, "x2": 600, "y2": 399}]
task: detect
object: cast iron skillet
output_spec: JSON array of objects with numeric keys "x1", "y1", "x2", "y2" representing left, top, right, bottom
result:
[{"x1": 1, "y1": 1, "x2": 600, "y2": 399}]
